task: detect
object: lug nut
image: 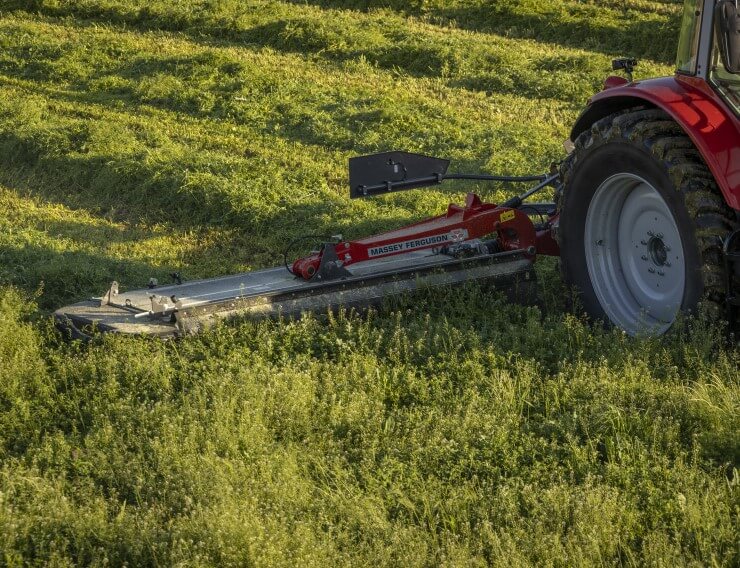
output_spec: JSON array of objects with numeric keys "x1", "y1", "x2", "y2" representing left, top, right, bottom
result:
[
  {"x1": 641, "y1": 255, "x2": 648, "y2": 261},
  {"x1": 648, "y1": 267, "x2": 656, "y2": 273},
  {"x1": 657, "y1": 270, "x2": 665, "y2": 276},
  {"x1": 640, "y1": 240, "x2": 648, "y2": 245}
]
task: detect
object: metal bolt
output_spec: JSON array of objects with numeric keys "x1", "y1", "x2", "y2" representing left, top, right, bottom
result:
[
  {"x1": 647, "y1": 231, "x2": 655, "y2": 237},
  {"x1": 657, "y1": 270, "x2": 665, "y2": 276},
  {"x1": 648, "y1": 267, "x2": 656, "y2": 273},
  {"x1": 641, "y1": 255, "x2": 648, "y2": 261},
  {"x1": 640, "y1": 240, "x2": 648, "y2": 245},
  {"x1": 656, "y1": 232, "x2": 664, "y2": 239},
  {"x1": 595, "y1": 239, "x2": 604, "y2": 246},
  {"x1": 665, "y1": 261, "x2": 671, "y2": 267}
]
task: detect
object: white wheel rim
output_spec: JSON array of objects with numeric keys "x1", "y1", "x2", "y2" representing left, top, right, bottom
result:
[{"x1": 584, "y1": 173, "x2": 686, "y2": 335}]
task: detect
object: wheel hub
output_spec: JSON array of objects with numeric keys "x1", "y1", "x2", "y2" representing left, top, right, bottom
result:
[{"x1": 647, "y1": 236, "x2": 668, "y2": 267}]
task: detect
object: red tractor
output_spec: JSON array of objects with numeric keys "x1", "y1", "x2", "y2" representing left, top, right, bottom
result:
[
  {"x1": 557, "y1": 0, "x2": 739, "y2": 334},
  {"x1": 55, "y1": 0, "x2": 740, "y2": 339}
]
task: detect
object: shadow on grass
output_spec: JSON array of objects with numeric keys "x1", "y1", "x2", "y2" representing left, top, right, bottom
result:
[
  {"x1": 10, "y1": 1, "x2": 681, "y2": 65},
  {"x1": 0, "y1": 197, "x2": 415, "y2": 311},
  {"x1": 282, "y1": 0, "x2": 681, "y2": 64},
  {"x1": 0, "y1": 242, "x2": 165, "y2": 310},
  {"x1": 0, "y1": 127, "x2": 420, "y2": 308},
  {"x1": 5, "y1": 5, "x2": 603, "y2": 104},
  {"x1": 0, "y1": 134, "x2": 412, "y2": 230},
  {"x1": 0, "y1": 19, "x2": 599, "y2": 182}
]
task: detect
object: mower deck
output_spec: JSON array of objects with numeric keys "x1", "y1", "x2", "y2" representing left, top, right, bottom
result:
[{"x1": 54, "y1": 249, "x2": 536, "y2": 339}]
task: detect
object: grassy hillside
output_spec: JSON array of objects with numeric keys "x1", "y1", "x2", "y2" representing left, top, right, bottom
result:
[{"x1": 0, "y1": 0, "x2": 738, "y2": 565}]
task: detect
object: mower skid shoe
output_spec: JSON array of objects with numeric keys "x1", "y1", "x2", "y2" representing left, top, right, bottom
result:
[{"x1": 54, "y1": 252, "x2": 536, "y2": 338}]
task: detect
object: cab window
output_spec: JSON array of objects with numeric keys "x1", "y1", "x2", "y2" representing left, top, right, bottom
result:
[{"x1": 677, "y1": 0, "x2": 703, "y2": 74}]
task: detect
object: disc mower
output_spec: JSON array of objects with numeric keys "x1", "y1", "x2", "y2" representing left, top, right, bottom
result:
[{"x1": 55, "y1": 0, "x2": 740, "y2": 339}]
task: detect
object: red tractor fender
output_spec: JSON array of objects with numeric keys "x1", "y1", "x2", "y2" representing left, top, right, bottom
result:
[{"x1": 570, "y1": 75, "x2": 740, "y2": 211}]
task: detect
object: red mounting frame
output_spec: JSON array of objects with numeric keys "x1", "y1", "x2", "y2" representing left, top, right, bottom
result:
[{"x1": 292, "y1": 193, "x2": 560, "y2": 280}]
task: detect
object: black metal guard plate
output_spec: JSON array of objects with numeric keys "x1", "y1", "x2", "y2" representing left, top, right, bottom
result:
[{"x1": 349, "y1": 151, "x2": 450, "y2": 198}]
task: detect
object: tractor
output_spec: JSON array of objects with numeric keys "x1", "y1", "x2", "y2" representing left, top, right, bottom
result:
[{"x1": 557, "y1": 0, "x2": 739, "y2": 334}]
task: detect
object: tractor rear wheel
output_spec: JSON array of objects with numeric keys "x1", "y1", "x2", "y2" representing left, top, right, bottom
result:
[{"x1": 558, "y1": 108, "x2": 736, "y2": 335}]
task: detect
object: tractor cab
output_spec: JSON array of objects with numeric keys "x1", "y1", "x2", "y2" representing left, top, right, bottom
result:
[{"x1": 678, "y1": 0, "x2": 739, "y2": 111}]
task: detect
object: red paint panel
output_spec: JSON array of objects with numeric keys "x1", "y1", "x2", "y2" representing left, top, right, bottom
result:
[
  {"x1": 587, "y1": 76, "x2": 740, "y2": 210},
  {"x1": 292, "y1": 194, "x2": 539, "y2": 280},
  {"x1": 603, "y1": 75, "x2": 630, "y2": 90}
]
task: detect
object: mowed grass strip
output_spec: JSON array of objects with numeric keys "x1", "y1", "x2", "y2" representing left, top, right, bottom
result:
[
  {"x1": 1, "y1": 1, "x2": 677, "y2": 103},
  {"x1": 0, "y1": 1, "x2": 737, "y2": 566},
  {"x1": 6, "y1": 0, "x2": 683, "y2": 64}
]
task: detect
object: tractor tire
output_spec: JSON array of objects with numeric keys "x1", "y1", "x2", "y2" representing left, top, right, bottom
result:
[{"x1": 558, "y1": 108, "x2": 736, "y2": 335}]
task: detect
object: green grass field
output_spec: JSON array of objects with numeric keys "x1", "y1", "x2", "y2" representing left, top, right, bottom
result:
[{"x1": 0, "y1": 0, "x2": 738, "y2": 565}]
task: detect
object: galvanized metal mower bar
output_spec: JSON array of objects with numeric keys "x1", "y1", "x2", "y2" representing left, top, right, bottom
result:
[{"x1": 55, "y1": 248, "x2": 537, "y2": 338}]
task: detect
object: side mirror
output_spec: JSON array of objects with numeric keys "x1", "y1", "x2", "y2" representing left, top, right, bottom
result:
[{"x1": 715, "y1": 0, "x2": 740, "y2": 73}]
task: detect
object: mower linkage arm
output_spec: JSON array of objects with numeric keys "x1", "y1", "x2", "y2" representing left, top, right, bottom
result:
[{"x1": 355, "y1": 172, "x2": 554, "y2": 199}]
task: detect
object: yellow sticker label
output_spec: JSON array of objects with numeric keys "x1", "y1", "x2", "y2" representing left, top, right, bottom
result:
[{"x1": 500, "y1": 210, "x2": 515, "y2": 223}]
